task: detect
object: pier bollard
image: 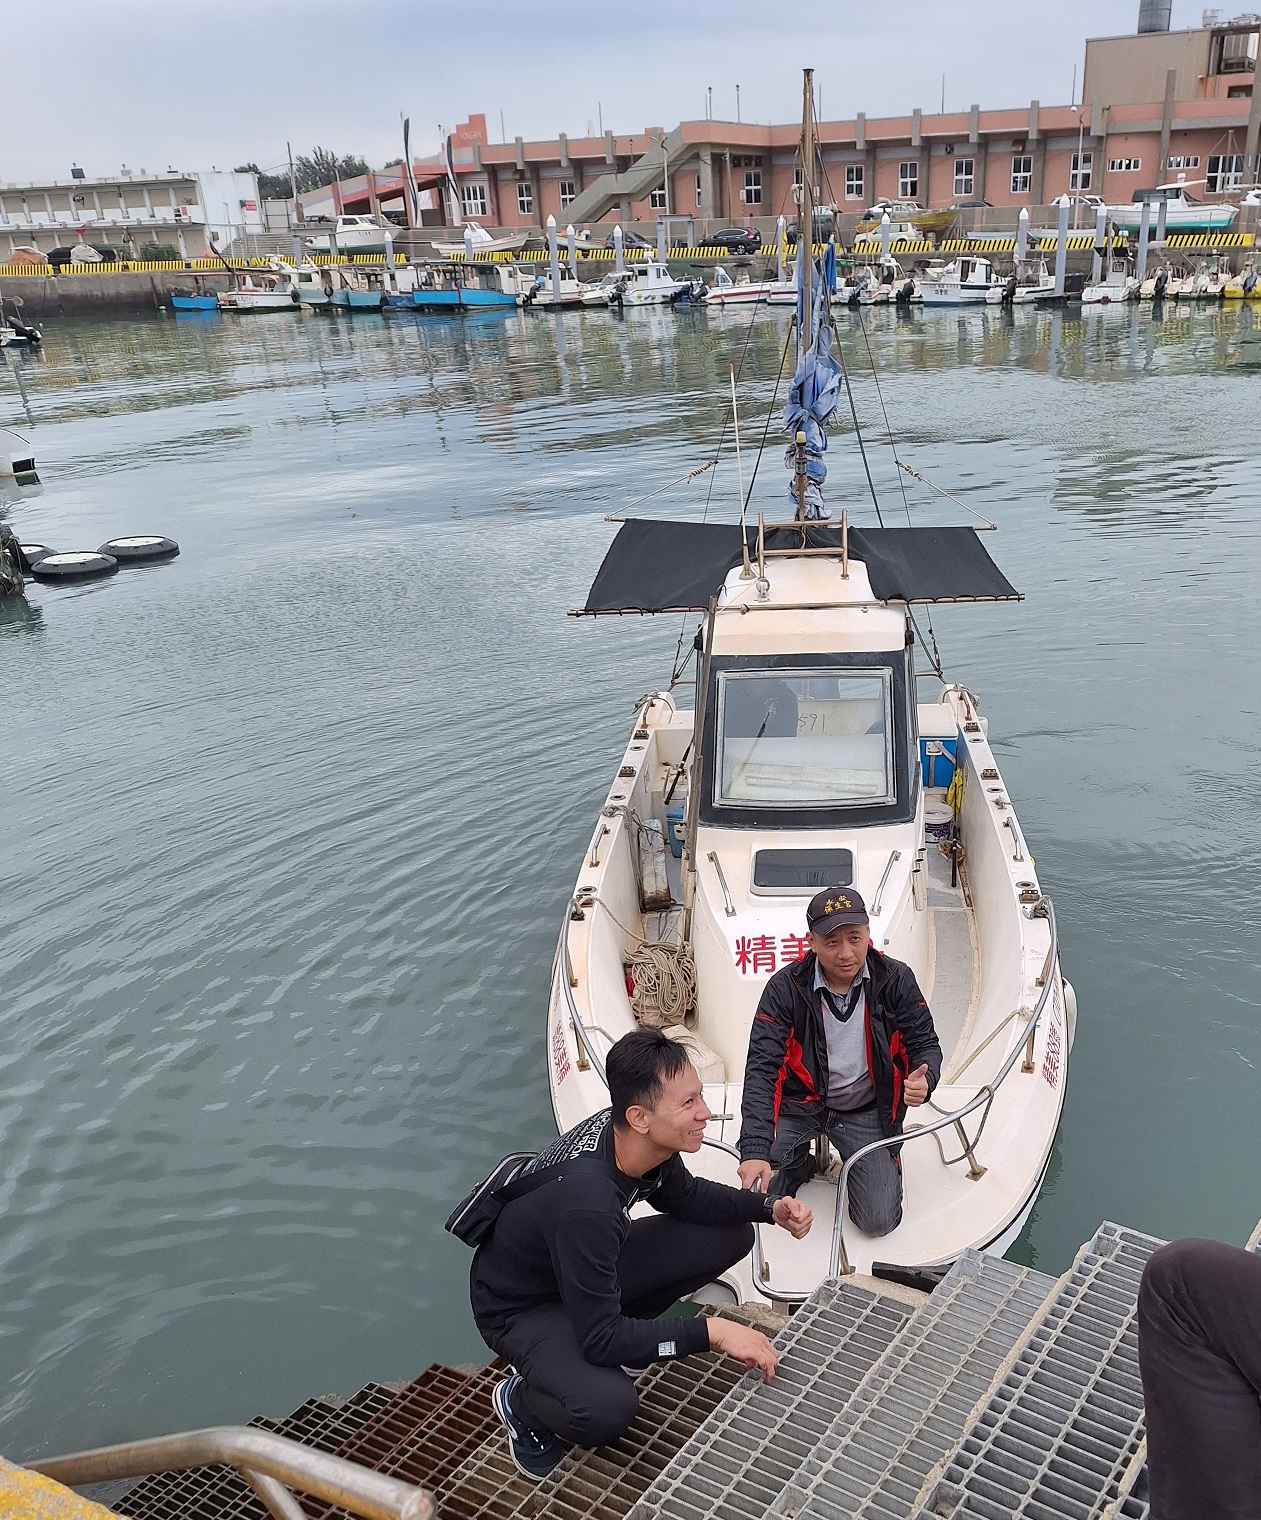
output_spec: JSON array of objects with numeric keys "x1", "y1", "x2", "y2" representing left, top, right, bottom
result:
[
  {"x1": 614, "y1": 224, "x2": 624, "y2": 274},
  {"x1": 1137, "y1": 201, "x2": 1152, "y2": 286},
  {"x1": 1093, "y1": 203, "x2": 1108, "y2": 284},
  {"x1": 1053, "y1": 195, "x2": 1070, "y2": 297},
  {"x1": 1016, "y1": 207, "x2": 1028, "y2": 267},
  {"x1": 547, "y1": 214, "x2": 561, "y2": 300},
  {"x1": 880, "y1": 211, "x2": 892, "y2": 265}
]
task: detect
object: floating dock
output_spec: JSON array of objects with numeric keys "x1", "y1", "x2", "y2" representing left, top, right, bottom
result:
[{"x1": 66, "y1": 1218, "x2": 1261, "y2": 1520}]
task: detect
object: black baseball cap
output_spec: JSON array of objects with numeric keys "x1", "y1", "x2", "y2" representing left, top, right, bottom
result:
[{"x1": 807, "y1": 887, "x2": 870, "y2": 936}]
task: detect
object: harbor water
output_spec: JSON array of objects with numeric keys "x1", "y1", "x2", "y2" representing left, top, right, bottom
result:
[{"x1": 2, "y1": 300, "x2": 1259, "y2": 1461}]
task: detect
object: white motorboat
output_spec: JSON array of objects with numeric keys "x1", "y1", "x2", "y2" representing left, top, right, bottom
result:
[
  {"x1": 544, "y1": 69, "x2": 1072, "y2": 1304},
  {"x1": 617, "y1": 261, "x2": 692, "y2": 306},
  {"x1": 856, "y1": 259, "x2": 917, "y2": 305},
  {"x1": 1108, "y1": 183, "x2": 1238, "y2": 234},
  {"x1": 217, "y1": 264, "x2": 302, "y2": 313},
  {"x1": 581, "y1": 270, "x2": 634, "y2": 306},
  {"x1": 304, "y1": 214, "x2": 394, "y2": 253},
  {"x1": 919, "y1": 255, "x2": 1002, "y2": 306},
  {"x1": 703, "y1": 265, "x2": 779, "y2": 307},
  {"x1": 1139, "y1": 264, "x2": 1176, "y2": 301},
  {"x1": 431, "y1": 221, "x2": 534, "y2": 259},
  {"x1": 511, "y1": 263, "x2": 587, "y2": 309},
  {"x1": 1081, "y1": 258, "x2": 1139, "y2": 304},
  {"x1": 985, "y1": 259, "x2": 1055, "y2": 305},
  {"x1": 292, "y1": 261, "x2": 332, "y2": 308},
  {"x1": 1169, "y1": 256, "x2": 1230, "y2": 300}
]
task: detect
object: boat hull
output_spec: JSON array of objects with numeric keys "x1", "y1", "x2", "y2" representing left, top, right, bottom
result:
[
  {"x1": 170, "y1": 294, "x2": 218, "y2": 312},
  {"x1": 1109, "y1": 205, "x2": 1237, "y2": 233},
  {"x1": 545, "y1": 679, "x2": 1068, "y2": 1293},
  {"x1": 217, "y1": 294, "x2": 301, "y2": 313},
  {"x1": 329, "y1": 291, "x2": 384, "y2": 311}
]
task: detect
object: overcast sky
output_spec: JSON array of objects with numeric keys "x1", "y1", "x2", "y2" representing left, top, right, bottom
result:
[{"x1": 4, "y1": 0, "x2": 1206, "y2": 184}]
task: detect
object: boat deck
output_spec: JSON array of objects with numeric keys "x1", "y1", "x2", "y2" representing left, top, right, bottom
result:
[{"x1": 80, "y1": 1215, "x2": 1261, "y2": 1520}]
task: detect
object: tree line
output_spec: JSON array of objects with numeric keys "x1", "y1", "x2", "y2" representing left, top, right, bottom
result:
[{"x1": 235, "y1": 148, "x2": 373, "y2": 200}]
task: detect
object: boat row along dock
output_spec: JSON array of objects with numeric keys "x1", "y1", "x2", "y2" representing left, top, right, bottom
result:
[{"x1": 32, "y1": 1214, "x2": 1260, "y2": 1520}]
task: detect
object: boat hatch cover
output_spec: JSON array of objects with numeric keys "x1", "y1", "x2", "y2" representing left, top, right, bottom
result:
[
  {"x1": 751, "y1": 848, "x2": 855, "y2": 895},
  {"x1": 574, "y1": 520, "x2": 1021, "y2": 615}
]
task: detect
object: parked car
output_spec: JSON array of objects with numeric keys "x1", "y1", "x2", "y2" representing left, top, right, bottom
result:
[
  {"x1": 950, "y1": 200, "x2": 993, "y2": 211},
  {"x1": 785, "y1": 211, "x2": 837, "y2": 244},
  {"x1": 710, "y1": 226, "x2": 762, "y2": 253},
  {"x1": 602, "y1": 229, "x2": 654, "y2": 249}
]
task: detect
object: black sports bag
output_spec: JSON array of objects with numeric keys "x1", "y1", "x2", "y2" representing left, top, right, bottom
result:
[{"x1": 444, "y1": 1151, "x2": 629, "y2": 1249}]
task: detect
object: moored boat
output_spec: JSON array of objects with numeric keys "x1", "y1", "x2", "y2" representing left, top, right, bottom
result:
[
  {"x1": 216, "y1": 267, "x2": 302, "y2": 313},
  {"x1": 919, "y1": 254, "x2": 1002, "y2": 305},
  {"x1": 431, "y1": 221, "x2": 533, "y2": 259},
  {"x1": 1225, "y1": 259, "x2": 1261, "y2": 300},
  {"x1": 543, "y1": 70, "x2": 1072, "y2": 1304},
  {"x1": 1108, "y1": 183, "x2": 1238, "y2": 234}
]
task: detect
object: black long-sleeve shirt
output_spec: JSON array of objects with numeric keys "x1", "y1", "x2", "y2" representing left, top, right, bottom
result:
[{"x1": 469, "y1": 1110, "x2": 772, "y2": 1368}]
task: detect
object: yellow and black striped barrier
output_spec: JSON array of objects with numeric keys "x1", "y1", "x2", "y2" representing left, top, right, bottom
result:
[{"x1": 1166, "y1": 231, "x2": 1254, "y2": 247}]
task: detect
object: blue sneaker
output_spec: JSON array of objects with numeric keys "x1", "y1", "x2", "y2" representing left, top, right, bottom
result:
[{"x1": 491, "y1": 1372, "x2": 565, "y2": 1482}]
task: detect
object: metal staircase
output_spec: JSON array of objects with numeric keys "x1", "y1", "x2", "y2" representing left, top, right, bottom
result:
[
  {"x1": 42, "y1": 1220, "x2": 1206, "y2": 1520},
  {"x1": 562, "y1": 130, "x2": 686, "y2": 227}
]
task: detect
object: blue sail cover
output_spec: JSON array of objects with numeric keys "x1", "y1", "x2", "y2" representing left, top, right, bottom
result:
[{"x1": 784, "y1": 241, "x2": 841, "y2": 519}]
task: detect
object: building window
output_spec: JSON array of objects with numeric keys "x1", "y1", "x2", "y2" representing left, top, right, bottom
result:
[
  {"x1": 1107, "y1": 157, "x2": 1141, "y2": 173},
  {"x1": 743, "y1": 169, "x2": 762, "y2": 205},
  {"x1": 516, "y1": 182, "x2": 533, "y2": 215},
  {"x1": 1227, "y1": 84, "x2": 1253, "y2": 98},
  {"x1": 1207, "y1": 153, "x2": 1245, "y2": 191},
  {"x1": 731, "y1": 155, "x2": 763, "y2": 168},
  {"x1": 559, "y1": 179, "x2": 575, "y2": 208},
  {"x1": 649, "y1": 185, "x2": 667, "y2": 209},
  {"x1": 953, "y1": 157, "x2": 974, "y2": 197},
  {"x1": 1070, "y1": 151, "x2": 1093, "y2": 190},
  {"x1": 462, "y1": 182, "x2": 487, "y2": 216},
  {"x1": 695, "y1": 173, "x2": 704, "y2": 207},
  {"x1": 898, "y1": 161, "x2": 919, "y2": 199},
  {"x1": 1010, "y1": 155, "x2": 1033, "y2": 194},
  {"x1": 845, "y1": 164, "x2": 864, "y2": 200},
  {"x1": 1165, "y1": 155, "x2": 1200, "y2": 170}
]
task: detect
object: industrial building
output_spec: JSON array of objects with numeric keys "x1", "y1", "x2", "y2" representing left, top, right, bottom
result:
[{"x1": 0, "y1": 169, "x2": 263, "y2": 264}]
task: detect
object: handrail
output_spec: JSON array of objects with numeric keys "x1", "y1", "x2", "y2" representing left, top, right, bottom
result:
[
  {"x1": 555, "y1": 898, "x2": 607, "y2": 1080},
  {"x1": 30, "y1": 1427, "x2": 434, "y2": 1520},
  {"x1": 828, "y1": 894, "x2": 1058, "y2": 1277},
  {"x1": 707, "y1": 851, "x2": 737, "y2": 917},
  {"x1": 870, "y1": 849, "x2": 902, "y2": 917}
]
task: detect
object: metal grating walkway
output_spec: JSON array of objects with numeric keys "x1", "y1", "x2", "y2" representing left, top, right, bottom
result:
[
  {"x1": 628, "y1": 1280, "x2": 914, "y2": 1520},
  {"x1": 772, "y1": 1252, "x2": 1058, "y2": 1520},
  {"x1": 912, "y1": 1222, "x2": 1162, "y2": 1520}
]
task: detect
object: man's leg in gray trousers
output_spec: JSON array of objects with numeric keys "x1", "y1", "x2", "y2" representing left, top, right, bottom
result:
[{"x1": 825, "y1": 1104, "x2": 903, "y2": 1236}]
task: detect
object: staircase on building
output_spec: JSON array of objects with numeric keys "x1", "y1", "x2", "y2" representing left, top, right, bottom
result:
[{"x1": 561, "y1": 130, "x2": 686, "y2": 227}]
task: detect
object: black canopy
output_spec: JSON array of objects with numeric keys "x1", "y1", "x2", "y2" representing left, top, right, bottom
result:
[{"x1": 576, "y1": 519, "x2": 1020, "y2": 615}]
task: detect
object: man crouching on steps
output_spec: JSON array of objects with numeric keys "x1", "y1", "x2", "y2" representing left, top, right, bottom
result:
[{"x1": 470, "y1": 1028, "x2": 812, "y2": 1481}]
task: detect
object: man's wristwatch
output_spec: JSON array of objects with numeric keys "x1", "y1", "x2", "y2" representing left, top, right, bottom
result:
[{"x1": 762, "y1": 1193, "x2": 778, "y2": 1225}]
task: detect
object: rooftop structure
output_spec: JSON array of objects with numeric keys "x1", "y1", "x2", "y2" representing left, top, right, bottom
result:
[
  {"x1": 1084, "y1": 11, "x2": 1260, "y2": 105},
  {"x1": 0, "y1": 169, "x2": 263, "y2": 263}
]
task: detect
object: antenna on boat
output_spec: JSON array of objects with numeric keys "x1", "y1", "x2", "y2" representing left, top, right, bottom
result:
[
  {"x1": 732, "y1": 364, "x2": 754, "y2": 579},
  {"x1": 799, "y1": 68, "x2": 815, "y2": 380}
]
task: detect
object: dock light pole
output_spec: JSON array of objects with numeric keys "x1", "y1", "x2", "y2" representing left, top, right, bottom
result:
[
  {"x1": 614, "y1": 224, "x2": 624, "y2": 273},
  {"x1": 464, "y1": 225, "x2": 474, "y2": 264},
  {"x1": 1016, "y1": 206, "x2": 1029, "y2": 266},
  {"x1": 1053, "y1": 194, "x2": 1070, "y2": 297},
  {"x1": 880, "y1": 210, "x2": 892, "y2": 265},
  {"x1": 1092, "y1": 202, "x2": 1107, "y2": 283},
  {"x1": 1137, "y1": 201, "x2": 1152, "y2": 285},
  {"x1": 777, "y1": 214, "x2": 787, "y2": 280},
  {"x1": 547, "y1": 213, "x2": 561, "y2": 299}
]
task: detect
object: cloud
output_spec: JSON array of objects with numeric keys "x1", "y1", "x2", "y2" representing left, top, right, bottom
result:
[{"x1": 2, "y1": 0, "x2": 1172, "y2": 184}]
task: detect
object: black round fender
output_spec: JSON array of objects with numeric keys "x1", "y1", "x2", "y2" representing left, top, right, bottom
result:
[
  {"x1": 31, "y1": 551, "x2": 119, "y2": 581},
  {"x1": 97, "y1": 536, "x2": 180, "y2": 564}
]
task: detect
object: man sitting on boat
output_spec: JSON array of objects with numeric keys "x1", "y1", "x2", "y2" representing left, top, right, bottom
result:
[
  {"x1": 737, "y1": 888, "x2": 942, "y2": 1236},
  {"x1": 470, "y1": 1028, "x2": 812, "y2": 1481}
]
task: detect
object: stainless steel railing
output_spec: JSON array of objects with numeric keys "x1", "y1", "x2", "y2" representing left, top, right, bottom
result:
[
  {"x1": 828, "y1": 895, "x2": 1058, "y2": 1277},
  {"x1": 32, "y1": 1427, "x2": 434, "y2": 1520}
]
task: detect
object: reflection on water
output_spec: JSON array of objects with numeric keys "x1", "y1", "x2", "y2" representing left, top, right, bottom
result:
[{"x1": 1, "y1": 301, "x2": 1260, "y2": 1460}]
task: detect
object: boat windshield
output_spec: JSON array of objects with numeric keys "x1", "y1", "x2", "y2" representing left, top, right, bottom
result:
[{"x1": 715, "y1": 668, "x2": 892, "y2": 808}]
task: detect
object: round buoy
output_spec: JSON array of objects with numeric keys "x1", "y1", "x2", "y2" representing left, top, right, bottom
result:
[
  {"x1": 97, "y1": 535, "x2": 180, "y2": 564},
  {"x1": 19, "y1": 544, "x2": 54, "y2": 569},
  {"x1": 32, "y1": 551, "x2": 119, "y2": 581}
]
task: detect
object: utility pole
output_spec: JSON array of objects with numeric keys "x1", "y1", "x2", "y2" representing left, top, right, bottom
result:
[
  {"x1": 736, "y1": 84, "x2": 741, "y2": 123},
  {"x1": 500, "y1": 109, "x2": 506, "y2": 144},
  {"x1": 598, "y1": 101, "x2": 604, "y2": 136},
  {"x1": 287, "y1": 140, "x2": 298, "y2": 231},
  {"x1": 707, "y1": 86, "x2": 712, "y2": 121}
]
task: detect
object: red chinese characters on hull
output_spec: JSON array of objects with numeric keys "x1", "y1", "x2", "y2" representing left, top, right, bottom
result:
[
  {"x1": 552, "y1": 1019, "x2": 571, "y2": 1083},
  {"x1": 734, "y1": 935, "x2": 811, "y2": 975}
]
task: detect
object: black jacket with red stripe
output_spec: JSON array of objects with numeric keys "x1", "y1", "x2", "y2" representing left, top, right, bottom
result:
[{"x1": 738, "y1": 946, "x2": 943, "y2": 1162}]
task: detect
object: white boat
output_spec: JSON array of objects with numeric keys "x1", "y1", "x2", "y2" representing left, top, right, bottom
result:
[
  {"x1": 1139, "y1": 264, "x2": 1176, "y2": 301},
  {"x1": 985, "y1": 259, "x2": 1055, "y2": 305},
  {"x1": 919, "y1": 255, "x2": 1002, "y2": 306},
  {"x1": 1169, "y1": 256, "x2": 1231, "y2": 300},
  {"x1": 304, "y1": 214, "x2": 394, "y2": 253},
  {"x1": 581, "y1": 270, "x2": 634, "y2": 306},
  {"x1": 1108, "y1": 183, "x2": 1238, "y2": 234},
  {"x1": 703, "y1": 265, "x2": 779, "y2": 307},
  {"x1": 618, "y1": 262, "x2": 692, "y2": 306},
  {"x1": 1081, "y1": 258, "x2": 1139, "y2": 304},
  {"x1": 544, "y1": 71, "x2": 1071, "y2": 1304},
  {"x1": 431, "y1": 221, "x2": 534, "y2": 259},
  {"x1": 217, "y1": 265, "x2": 302, "y2": 313},
  {"x1": 293, "y1": 261, "x2": 332, "y2": 308},
  {"x1": 512, "y1": 263, "x2": 587, "y2": 309},
  {"x1": 856, "y1": 259, "x2": 917, "y2": 305}
]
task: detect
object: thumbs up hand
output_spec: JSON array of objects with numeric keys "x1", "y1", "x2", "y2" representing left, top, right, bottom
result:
[{"x1": 904, "y1": 1063, "x2": 931, "y2": 1107}]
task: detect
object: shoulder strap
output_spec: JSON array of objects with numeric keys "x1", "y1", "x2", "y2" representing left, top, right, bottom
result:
[{"x1": 495, "y1": 1153, "x2": 632, "y2": 1206}]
